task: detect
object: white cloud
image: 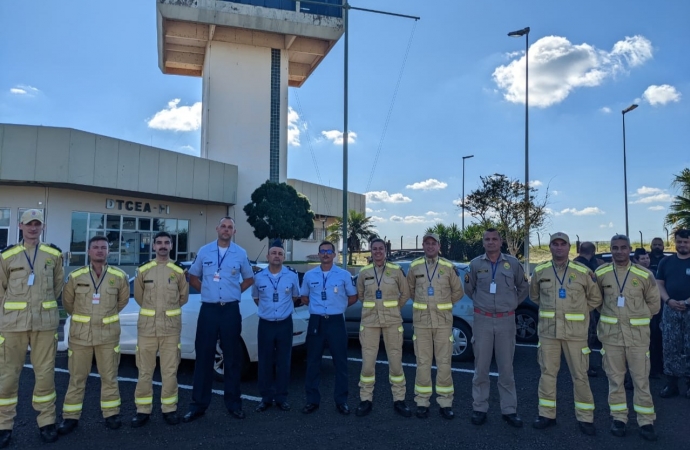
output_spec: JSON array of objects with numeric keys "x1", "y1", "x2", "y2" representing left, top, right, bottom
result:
[
  {"x1": 370, "y1": 215, "x2": 387, "y2": 223},
  {"x1": 552, "y1": 190, "x2": 560, "y2": 195},
  {"x1": 321, "y1": 130, "x2": 357, "y2": 145},
  {"x1": 287, "y1": 107, "x2": 302, "y2": 147},
  {"x1": 389, "y1": 215, "x2": 430, "y2": 224},
  {"x1": 493, "y1": 35, "x2": 652, "y2": 108},
  {"x1": 366, "y1": 207, "x2": 373, "y2": 213},
  {"x1": 390, "y1": 215, "x2": 403, "y2": 222},
  {"x1": 426, "y1": 211, "x2": 446, "y2": 216},
  {"x1": 147, "y1": 99, "x2": 201, "y2": 131},
  {"x1": 406, "y1": 178, "x2": 448, "y2": 190},
  {"x1": 365, "y1": 191, "x2": 411, "y2": 203},
  {"x1": 630, "y1": 193, "x2": 673, "y2": 204},
  {"x1": 600, "y1": 107, "x2": 611, "y2": 113},
  {"x1": 560, "y1": 207, "x2": 605, "y2": 216},
  {"x1": 452, "y1": 198, "x2": 463, "y2": 206},
  {"x1": 9, "y1": 85, "x2": 40, "y2": 96},
  {"x1": 177, "y1": 145, "x2": 197, "y2": 154},
  {"x1": 529, "y1": 180, "x2": 543, "y2": 187},
  {"x1": 648, "y1": 205, "x2": 665, "y2": 211},
  {"x1": 642, "y1": 84, "x2": 681, "y2": 106},
  {"x1": 599, "y1": 222, "x2": 614, "y2": 228},
  {"x1": 634, "y1": 186, "x2": 664, "y2": 196}
]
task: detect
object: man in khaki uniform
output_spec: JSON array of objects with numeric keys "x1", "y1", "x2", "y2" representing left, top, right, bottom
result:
[
  {"x1": 57, "y1": 236, "x2": 129, "y2": 435},
  {"x1": 406, "y1": 232, "x2": 463, "y2": 420},
  {"x1": 131, "y1": 231, "x2": 188, "y2": 428},
  {"x1": 355, "y1": 238, "x2": 411, "y2": 418},
  {"x1": 0, "y1": 209, "x2": 63, "y2": 447},
  {"x1": 529, "y1": 232, "x2": 602, "y2": 435},
  {"x1": 595, "y1": 234, "x2": 659, "y2": 441},
  {"x1": 465, "y1": 228, "x2": 528, "y2": 428}
]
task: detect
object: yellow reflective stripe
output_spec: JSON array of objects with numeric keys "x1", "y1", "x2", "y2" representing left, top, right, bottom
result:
[
  {"x1": 449, "y1": 335, "x2": 454, "y2": 342},
  {"x1": 68, "y1": 349, "x2": 73, "y2": 357},
  {"x1": 565, "y1": 313, "x2": 585, "y2": 321},
  {"x1": 435, "y1": 385, "x2": 454, "y2": 394},
  {"x1": 438, "y1": 258, "x2": 453, "y2": 268},
  {"x1": 101, "y1": 398, "x2": 121, "y2": 409},
  {"x1": 362, "y1": 301, "x2": 376, "y2": 308},
  {"x1": 0, "y1": 397, "x2": 18, "y2": 406},
  {"x1": 581, "y1": 347, "x2": 591, "y2": 355},
  {"x1": 135, "y1": 397, "x2": 153, "y2": 405},
  {"x1": 397, "y1": 326, "x2": 403, "y2": 333},
  {"x1": 410, "y1": 258, "x2": 425, "y2": 268},
  {"x1": 630, "y1": 318, "x2": 650, "y2": 326},
  {"x1": 114, "y1": 345, "x2": 120, "y2": 353},
  {"x1": 166, "y1": 262, "x2": 184, "y2": 274},
  {"x1": 177, "y1": 343, "x2": 181, "y2": 349},
  {"x1": 161, "y1": 395, "x2": 178, "y2": 405},
  {"x1": 609, "y1": 403, "x2": 628, "y2": 412},
  {"x1": 103, "y1": 314, "x2": 119, "y2": 324},
  {"x1": 414, "y1": 384, "x2": 432, "y2": 394},
  {"x1": 359, "y1": 375, "x2": 375, "y2": 384},
  {"x1": 106, "y1": 267, "x2": 125, "y2": 278},
  {"x1": 537, "y1": 341, "x2": 541, "y2": 348},
  {"x1": 630, "y1": 266, "x2": 650, "y2": 278},
  {"x1": 645, "y1": 351, "x2": 650, "y2": 358},
  {"x1": 165, "y1": 308, "x2": 181, "y2": 317},
  {"x1": 138, "y1": 261, "x2": 156, "y2": 274},
  {"x1": 539, "y1": 310, "x2": 555, "y2": 318},
  {"x1": 569, "y1": 264, "x2": 588, "y2": 274},
  {"x1": 62, "y1": 403, "x2": 82, "y2": 412},
  {"x1": 600, "y1": 315, "x2": 618, "y2": 324},
  {"x1": 3, "y1": 302, "x2": 28, "y2": 310},
  {"x1": 383, "y1": 301, "x2": 398, "y2": 308},
  {"x1": 1, "y1": 245, "x2": 25, "y2": 258},
  {"x1": 412, "y1": 302, "x2": 427, "y2": 310},
  {"x1": 72, "y1": 314, "x2": 90, "y2": 323},
  {"x1": 437, "y1": 303, "x2": 453, "y2": 310},
  {"x1": 39, "y1": 244, "x2": 61, "y2": 257},
  {"x1": 575, "y1": 402, "x2": 595, "y2": 411},
  {"x1": 534, "y1": 262, "x2": 552, "y2": 273},
  {"x1": 389, "y1": 374, "x2": 405, "y2": 383},
  {"x1": 33, "y1": 391, "x2": 56, "y2": 403},
  {"x1": 412, "y1": 334, "x2": 416, "y2": 341},
  {"x1": 633, "y1": 404, "x2": 655, "y2": 414},
  {"x1": 595, "y1": 264, "x2": 613, "y2": 276},
  {"x1": 600, "y1": 348, "x2": 606, "y2": 355},
  {"x1": 42, "y1": 301, "x2": 58, "y2": 309},
  {"x1": 539, "y1": 398, "x2": 556, "y2": 408},
  {"x1": 359, "y1": 325, "x2": 364, "y2": 332},
  {"x1": 54, "y1": 333, "x2": 58, "y2": 340},
  {"x1": 139, "y1": 308, "x2": 155, "y2": 317},
  {"x1": 0, "y1": 336, "x2": 4, "y2": 345}
]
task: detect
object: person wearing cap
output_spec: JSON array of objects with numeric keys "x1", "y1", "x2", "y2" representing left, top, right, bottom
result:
[
  {"x1": 130, "y1": 231, "x2": 189, "y2": 428},
  {"x1": 465, "y1": 228, "x2": 528, "y2": 428},
  {"x1": 406, "y1": 232, "x2": 463, "y2": 420},
  {"x1": 529, "y1": 232, "x2": 602, "y2": 435},
  {"x1": 595, "y1": 234, "x2": 659, "y2": 441},
  {"x1": 355, "y1": 238, "x2": 411, "y2": 418},
  {"x1": 0, "y1": 209, "x2": 64, "y2": 446},
  {"x1": 300, "y1": 241, "x2": 357, "y2": 416},
  {"x1": 252, "y1": 240, "x2": 300, "y2": 413},
  {"x1": 57, "y1": 235, "x2": 129, "y2": 435}
]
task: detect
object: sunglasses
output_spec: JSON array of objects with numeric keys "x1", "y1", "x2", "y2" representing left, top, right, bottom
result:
[{"x1": 319, "y1": 249, "x2": 334, "y2": 255}]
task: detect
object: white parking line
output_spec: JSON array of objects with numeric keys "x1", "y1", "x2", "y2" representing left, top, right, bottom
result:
[
  {"x1": 515, "y1": 343, "x2": 602, "y2": 353},
  {"x1": 331, "y1": 355, "x2": 499, "y2": 378}
]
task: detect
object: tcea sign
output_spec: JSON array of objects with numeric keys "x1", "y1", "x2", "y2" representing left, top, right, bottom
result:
[{"x1": 105, "y1": 198, "x2": 170, "y2": 214}]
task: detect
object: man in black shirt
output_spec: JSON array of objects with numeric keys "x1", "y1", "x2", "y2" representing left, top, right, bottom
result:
[
  {"x1": 649, "y1": 237, "x2": 666, "y2": 274},
  {"x1": 656, "y1": 229, "x2": 690, "y2": 398}
]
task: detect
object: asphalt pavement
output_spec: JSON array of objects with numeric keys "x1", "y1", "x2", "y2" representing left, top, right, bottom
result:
[{"x1": 8, "y1": 342, "x2": 688, "y2": 450}]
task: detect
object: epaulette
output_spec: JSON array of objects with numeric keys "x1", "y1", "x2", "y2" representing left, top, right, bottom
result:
[
  {"x1": 174, "y1": 260, "x2": 186, "y2": 270},
  {"x1": 167, "y1": 262, "x2": 184, "y2": 274},
  {"x1": 569, "y1": 261, "x2": 589, "y2": 274},
  {"x1": 106, "y1": 266, "x2": 126, "y2": 278},
  {"x1": 286, "y1": 266, "x2": 298, "y2": 274},
  {"x1": 385, "y1": 262, "x2": 401, "y2": 270},
  {"x1": 595, "y1": 263, "x2": 613, "y2": 277},
  {"x1": 1, "y1": 244, "x2": 21, "y2": 259},
  {"x1": 438, "y1": 257, "x2": 454, "y2": 268},
  {"x1": 410, "y1": 257, "x2": 425, "y2": 267},
  {"x1": 138, "y1": 261, "x2": 157, "y2": 274},
  {"x1": 70, "y1": 266, "x2": 90, "y2": 278},
  {"x1": 39, "y1": 244, "x2": 61, "y2": 257},
  {"x1": 630, "y1": 265, "x2": 650, "y2": 279},
  {"x1": 534, "y1": 262, "x2": 551, "y2": 273},
  {"x1": 361, "y1": 263, "x2": 374, "y2": 270}
]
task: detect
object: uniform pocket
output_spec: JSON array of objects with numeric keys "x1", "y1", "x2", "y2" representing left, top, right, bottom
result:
[
  {"x1": 538, "y1": 310, "x2": 556, "y2": 337},
  {"x1": 41, "y1": 300, "x2": 59, "y2": 329},
  {"x1": 8, "y1": 269, "x2": 29, "y2": 296},
  {"x1": 563, "y1": 313, "x2": 587, "y2": 339}
]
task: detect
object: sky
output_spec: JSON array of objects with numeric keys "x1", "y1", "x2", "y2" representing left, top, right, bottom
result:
[{"x1": 1, "y1": 0, "x2": 689, "y2": 249}]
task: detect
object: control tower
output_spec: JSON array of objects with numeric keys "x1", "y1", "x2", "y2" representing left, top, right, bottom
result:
[{"x1": 155, "y1": 0, "x2": 344, "y2": 256}]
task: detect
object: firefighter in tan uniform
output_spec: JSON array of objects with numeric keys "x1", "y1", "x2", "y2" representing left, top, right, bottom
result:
[
  {"x1": 57, "y1": 236, "x2": 129, "y2": 435},
  {"x1": 406, "y1": 232, "x2": 463, "y2": 420},
  {"x1": 131, "y1": 231, "x2": 189, "y2": 428},
  {"x1": 529, "y1": 232, "x2": 602, "y2": 435},
  {"x1": 595, "y1": 234, "x2": 659, "y2": 441},
  {"x1": 0, "y1": 210, "x2": 63, "y2": 447},
  {"x1": 355, "y1": 238, "x2": 411, "y2": 418}
]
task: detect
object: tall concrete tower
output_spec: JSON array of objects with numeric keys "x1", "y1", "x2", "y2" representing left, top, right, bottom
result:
[{"x1": 156, "y1": 0, "x2": 344, "y2": 257}]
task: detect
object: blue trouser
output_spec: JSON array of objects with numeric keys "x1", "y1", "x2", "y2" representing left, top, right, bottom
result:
[
  {"x1": 305, "y1": 314, "x2": 348, "y2": 405},
  {"x1": 189, "y1": 302, "x2": 243, "y2": 412},
  {"x1": 257, "y1": 317, "x2": 293, "y2": 403}
]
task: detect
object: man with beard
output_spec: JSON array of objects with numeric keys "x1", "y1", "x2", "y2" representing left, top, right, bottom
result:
[{"x1": 649, "y1": 238, "x2": 666, "y2": 274}]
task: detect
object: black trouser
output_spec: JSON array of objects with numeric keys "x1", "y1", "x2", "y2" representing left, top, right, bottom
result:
[
  {"x1": 650, "y1": 307, "x2": 664, "y2": 375},
  {"x1": 189, "y1": 302, "x2": 243, "y2": 413},
  {"x1": 305, "y1": 314, "x2": 348, "y2": 405},
  {"x1": 258, "y1": 317, "x2": 293, "y2": 403}
]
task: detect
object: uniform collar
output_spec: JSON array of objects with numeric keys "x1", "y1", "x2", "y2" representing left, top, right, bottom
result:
[
  {"x1": 425, "y1": 256, "x2": 438, "y2": 265},
  {"x1": 552, "y1": 259, "x2": 570, "y2": 271},
  {"x1": 215, "y1": 241, "x2": 236, "y2": 252},
  {"x1": 481, "y1": 252, "x2": 505, "y2": 263}
]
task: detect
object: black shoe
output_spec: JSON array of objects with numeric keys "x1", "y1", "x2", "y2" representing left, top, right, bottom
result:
[
  {"x1": 276, "y1": 402, "x2": 291, "y2": 412},
  {"x1": 639, "y1": 424, "x2": 657, "y2": 441},
  {"x1": 162, "y1": 412, "x2": 180, "y2": 425},
  {"x1": 105, "y1": 415, "x2": 122, "y2": 430},
  {"x1": 39, "y1": 424, "x2": 58, "y2": 443},
  {"x1": 255, "y1": 402, "x2": 271, "y2": 413},
  {"x1": 502, "y1": 413, "x2": 523, "y2": 428},
  {"x1": 439, "y1": 407, "x2": 454, "y2": 420},
  {"x1": 471, "y1": 411, "x2": 487, "y2": 425},
  {"x1": 415, "y1": 406, "x2": 429, "y2": 419},
  {"x1": 336, "y1": 403, "x2": 350, "y2": 416},
  {"x1": 0, "y1": 430, "x2": 11, "y2": 449},
  {"x1": 532, "y1": 416, "x2": 557, "y2": 429},
  {"x1": 355, "y1": 401, "x2": 372, "y2": 417},
  {"x1": 228, "y1": 409, "x2": 245, "y2": 419},
  {"x1": 130, "y1": 413, "x2": 150, "y2": 428},
  {"x1": 393, "y1": 401, "x2": 412, "y2": 418},
  {"x1": 301, "y1": 403, "x2": 319, "y2": 414},
  {"x1": 587, "y1": 368, "x2": 597, "y2": 377},
  {"x1": 660, "y1": 384, "x2": 679, "y2": 398},
  {"x1": 578, "y1": 421, "x2": 596, "y2": 436},
  {"x1": 182, "y1": 410, "x2": 205, "y2": 423},
  {"x1": 57, "y1": 419, "x2": 78, "y2": 436},
  {"x1": 610, "y1": 420, "x2": 626, "y2": 437}
]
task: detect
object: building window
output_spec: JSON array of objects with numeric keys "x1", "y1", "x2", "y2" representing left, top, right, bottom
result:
[
  {"x1": 269, "y1": 48, "x2": 281, "y2": 183},
  {"x1": 0, "y1": 208, "x2": 10, "y2": 248}
]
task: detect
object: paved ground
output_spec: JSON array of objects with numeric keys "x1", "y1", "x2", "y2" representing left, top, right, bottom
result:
[{"x1": 7, "y1": 342, "x2": 687, "y2": 449}]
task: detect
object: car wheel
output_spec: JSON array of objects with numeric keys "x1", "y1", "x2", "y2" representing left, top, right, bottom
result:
[
  {"x1": 515, "y1": 307, "x2": 538, "y2": 343},
  {"x1": 451, "y1": 318, "x2": 473, "y2": 362},
  {"x1": 214, "y1": 340, "x2": 252, "y2": 382}
]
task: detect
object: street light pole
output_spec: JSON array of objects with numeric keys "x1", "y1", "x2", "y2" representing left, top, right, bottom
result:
[
  {"x1": 622, "y1": 103, "x2": 638, "y2": 237},
  {"x1": 508, "y1": 26, "x2": 530, "y2": 273},
  {"x1": 461, "y1": 154, "x2": 474, "y2": 231}
]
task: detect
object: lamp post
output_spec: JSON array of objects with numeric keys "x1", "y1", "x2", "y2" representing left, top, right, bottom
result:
[
  {"x1": 508, "y1": 26, "x2": 530, "y2": 272},
  {"x1": 622, "y1": 103, "x2": 638, "y2": 237},
  {"x1": 461, "y1": 155, "x2": 474, "y2": 231}
]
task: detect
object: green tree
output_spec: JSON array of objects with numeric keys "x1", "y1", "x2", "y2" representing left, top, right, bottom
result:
[
  {"x1": 243, "y1": 181, "x2": 315, "y2": 242},
  {"x1": 665, "y1": 168, "x2": 690, "y2": 231},
  {"x1": 326, "y1": 210, "x2": 378, "y2": 265}
]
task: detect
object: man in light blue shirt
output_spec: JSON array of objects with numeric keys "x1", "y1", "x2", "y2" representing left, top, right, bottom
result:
[
  {"x1": 252, "y1": 240, "x2": 300, "y2": 412},
  {"x1": 183, "y1": 217, "x2": 254, "y2": 423},
  {"x1": 300, "y1": 241, "x2": 357, "y2": 415}
]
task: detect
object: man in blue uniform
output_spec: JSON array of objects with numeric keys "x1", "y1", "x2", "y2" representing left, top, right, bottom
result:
[
  {"x1": 252, "y1": 240, "x2": 300, "y2": 412},
  {"x1": 183, "y1": 217, "x2": 254, "y2": 422},
  {"x1": 300, "y1": 241, "x2": 357, "y2": 415}
]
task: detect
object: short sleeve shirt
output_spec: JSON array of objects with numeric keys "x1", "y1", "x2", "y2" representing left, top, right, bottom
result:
[
  {"x1": 252, "y1": 266, "x2": 300, "y2": 321},
  {"x1": 300, "y1": 266, "x2": 356, "y2": 315},
  {"x1": 189, "y1": 241, "x2": 254, "y2": 303},
  {"x1": 656, "y1": 255, "x2": 690, "y2": 301}
]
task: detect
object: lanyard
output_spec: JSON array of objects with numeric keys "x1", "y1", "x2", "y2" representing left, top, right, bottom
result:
[
  {"x1": 22, "y1": 243, "x2": 39, "y2": 274},
  {"x1": 490, "y1": 259, "x2": 499, "y2": 282},
  {"x1": 425, "y1": 259, "x2": 439, "y2": 286},
  {"x1": 613, "y1": 264, "x2": 632, "y2": 295},
  {"x1": 89, "y1": 265, "x2": 107, "y2": 294},
  {"x1": 268, "y1": 273, "x2": 283, "y2": 292},
  {"x1": 217, "y1": 246, "x2": 230, "y2": 270},
  {"x1": 373, "y1": 264, "x2": 384, "y2": 290},
  {"x1": 552, "y1": 261, "x2": 569, "y2": 288},
  {"x1": 322, "y1": 272, "x2": 330, "y2": 291}
]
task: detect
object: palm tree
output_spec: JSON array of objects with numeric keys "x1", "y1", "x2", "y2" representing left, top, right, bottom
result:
[
  {"x1": 326, "y1": 210, "x2": 378, "y2": 265},
  {"x1": 665, "y1": 168, "x2": 690, "y2": 231}
]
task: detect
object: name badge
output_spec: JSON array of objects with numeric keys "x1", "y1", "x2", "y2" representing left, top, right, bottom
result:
[
  {"x1": 558, "y1": 288, "x2": 566, "y2": 299},
  {"x1": 321, "y1": 291, "x2": 327, "y2": 301},
  {"x1": 231, "y1": 269, "x2": 237, "y2": 276},
  {"x1": 92, "y1": 293, "x2": 101, "y2": 305},
  {"x1": 376, "y1": 289, "x2": 382, "y2": 299},
  {"x1": 273, "y1": 292, "x2": 279, "y2": 303},
  {"x1": 617, "y1": 296, "x2": 625, "y2": 307},
  {"x1": 28, "y1": 273, "x2": 35, "y2": 286},
  {"x1": 427, "y1": 286, "x2": 434, "y2": 296},
  {"x1": 334, "y1": 286, "x2": 338, "y2": 294},
  {"x1": 213, "y1": 272, "x2": 221, "y2": 282},
  {"x1": 489, "y1": 282, "x2": 497, "y2": 294}
]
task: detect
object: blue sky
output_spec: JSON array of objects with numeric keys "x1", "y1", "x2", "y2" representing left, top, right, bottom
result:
[{"x1": 2, "y1": 1, "x2": 688, "y2": 248}]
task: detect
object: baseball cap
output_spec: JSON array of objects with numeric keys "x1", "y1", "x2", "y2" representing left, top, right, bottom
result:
[
  {"x1": 20, "y1": 209, "x2": 44, "y2": 224},
  {"x1": 269, "y1": 239, "x2": 284, "y2": 250},
  {"x1": 549, "y1": 232, "x2": 570, "y2": 245},
  {"x1": 422, "y1": 232, "x2": 440, "y2": 243}
]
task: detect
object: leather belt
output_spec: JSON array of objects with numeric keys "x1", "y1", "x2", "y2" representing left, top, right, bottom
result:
[{"x1": 474, "y1": 307, "x2": 514, "y2": 318}]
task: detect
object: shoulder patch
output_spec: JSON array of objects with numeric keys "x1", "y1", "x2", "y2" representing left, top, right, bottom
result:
[
  {"x1": 70, "y1": 266, "x2": 90, "y2": 279},
  {"x1": 464, "y1": 273, "x2": 470, "y2": 284},
  {"x1": 106, "y1": 266, "x2": 126, "y2": 279},
  {"x1": 167, "y1": 262, "x2": 184, "y2": 274}
]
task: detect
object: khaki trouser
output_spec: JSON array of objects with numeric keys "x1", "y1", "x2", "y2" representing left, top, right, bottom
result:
[
  {"x1": 413, "y1": 327, "x2": 454, "y2": 408},
  {"x1": 537, "y1": 337, "x2": 594, "y2": 422},
  {"x1": 472, "y1": 314, "x2": 517, "y2": 414},
  {"x1": 62, "y1": 342, "x2": 121, "y2": 419},
  {"x1": 0, "y1": 330, "x2": 57, "y2": 430},
  {"x1": 601, "y1": 344, "x2": 655, "y2": 426},
  {"x1": 359, "y1": 325, "x2": 406, "y2": 402},
  {"x1": 135, "y1": 335, "x2": 181, "y2": 414}
]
